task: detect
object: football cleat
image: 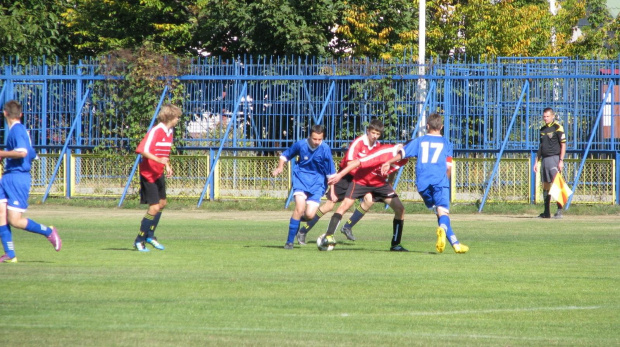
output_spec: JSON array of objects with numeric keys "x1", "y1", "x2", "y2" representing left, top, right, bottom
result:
[
  {"x1": 297, "y1": 231, "x2": 307, "y2": 245},
  {"x1": 146, "y1": 237, "x2": 165, "y2": 250},
  {"x1": 435, "y1": 226, "x2": 446, "y2": 253},
  {"x1": 340, "y1": 226, "x2": 356, "y2": 241},
  {"x1": 553, "y1": 210, "x2": 563, "y2": 219},
  {"x1": 134, "y1": 242, "x2": 149, "y2": 252},
  {"x1": 47, "y1": 226, "x2": 62, "y2": 252},
  {"x1": 284, "y1": 242, "x2": 294, "y2": 250},
  {"x1": 390, "y1": 244, "x2": 409, "y2": 252},
  {"x1": 453, "y1": 243, "x2": 469, "y2": 254},
  {"x1": 317, "y1": 233, "x2": 335, "y2": 251},
  {"x1": 0, "y1": 254, "x2": 17, "y2": 263},
  {"x1": 537, "y1": 213, "x2": 550, "y2": 219}
]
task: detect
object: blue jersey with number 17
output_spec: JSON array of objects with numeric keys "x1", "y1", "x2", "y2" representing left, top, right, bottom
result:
[{"x1": 400, "y1": 134, "x2": 453, "y2": 190}]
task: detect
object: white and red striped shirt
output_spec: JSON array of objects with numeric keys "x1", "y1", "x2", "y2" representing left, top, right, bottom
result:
[{"x1": 136, "y1": 123, "x2": 173, "y2": 182}]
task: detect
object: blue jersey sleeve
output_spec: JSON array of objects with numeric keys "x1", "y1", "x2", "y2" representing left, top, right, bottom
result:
[{"x1": 280, "y1": 140, "x2": 303, "y2": 162}]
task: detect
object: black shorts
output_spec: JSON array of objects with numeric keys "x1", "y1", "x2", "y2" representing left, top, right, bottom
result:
[
  {"x1": 140, "y1": 175, "x2": 166, "y2": 205},
  {"x1": 541, "y1": 155, "x2": 560, "y2": 183},
  {"x1": 325, "y1": 174, "x2": 353, "y2": 202},
  {"x1": 345, "y1": 181, "x2": 398, "y2": 203}
]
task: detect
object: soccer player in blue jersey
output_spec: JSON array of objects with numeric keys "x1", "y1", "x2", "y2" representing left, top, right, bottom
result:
[
  {"x1": 381, "y1": 113, "x2": 468, "y2": 253},
  {"x1": 0, "y1": 100, "x2": 62, "y2": 263},
  {"x1": 272, "y1": 124, "x2": 337, "y2": 249}
]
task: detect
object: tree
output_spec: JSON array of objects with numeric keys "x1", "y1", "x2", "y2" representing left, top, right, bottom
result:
[
  {"x1": 193, "y1": 0, "x2": 344, "y2": 58},
  {"x1": 62, "y1": 0, "x2": 196, "y2": 57},
  {"x1": 562, "y1": 0, "x2": 618, "y2": 58},
  {"x1": 335, "y1": 0, "x2": 417, "y2": 59},
  {"x1": 0, "y1": 0, "x2": 71, "y2": 59}
]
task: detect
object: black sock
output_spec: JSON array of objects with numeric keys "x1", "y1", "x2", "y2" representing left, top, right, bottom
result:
[
  {"x1": 136, "y1": 213, "x2": 155, "y2": 242},
  {"x1": 392, "y1": 218, "x2": 404, "y2": 247},
  {"x1": 148, "y1": 211, "x2": 162, "y2": 239},
  {"x1": 326, "y1": 213, "x2": 342, "y2": 236},
  {"x1": 543, "y1": 191, "x2": 551, "y2": 216}
]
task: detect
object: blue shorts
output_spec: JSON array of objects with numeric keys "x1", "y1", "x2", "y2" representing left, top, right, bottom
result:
[
  {"x1": 293, "y1": 189, "x2": 323, "y2": 205},
  {"x1": 0, "y1": 173, "x2": 32, "y2": 213},
  {"x1": 419, "y1": 185, "x2": 450, "y2": 212}
]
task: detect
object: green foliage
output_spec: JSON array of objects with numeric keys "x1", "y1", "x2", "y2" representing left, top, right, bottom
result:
[
  {"x1": 62, "y1": 0, "x2": 195, "y2": 56},
  {"x1": 0, "y1": 0, "x2": 70, "y2": 58},
  {"x1": 193, "y1": 0, "x2": 344, "y2": 58},
  {"x1": 91, "y1": 43, "x2": 187, "y2": 153}
]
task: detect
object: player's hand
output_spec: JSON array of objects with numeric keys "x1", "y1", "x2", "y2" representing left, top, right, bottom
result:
[
  {"x1": 328, "y1": 174, "x2": 341, "y2": 185},
  {"x1": 329, "y1": 188, "x2": 337, "y2": 202},
  {"x1": 165, "y1": 166, "x2": 173, "y2": 178},
  {"x1": 380, "y1": 162, "x2": 390, "y2": 175},
  {"x1": 558, "y1": 161, "x2": 563, "y2": 173},
  {"x1": 159, "y1": 157, "x2": 170, "y2": 165},
  {"x1": 533, "y1": 162, "x2": 539, "y2": 173},
  {"x1": 272, "y1": 167, "x2": 283, "y2": 176}
]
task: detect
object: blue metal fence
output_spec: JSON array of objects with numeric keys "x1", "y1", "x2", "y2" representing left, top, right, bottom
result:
[{"x1": 0, "y1": 56, "x2": 619, "y2": 206}]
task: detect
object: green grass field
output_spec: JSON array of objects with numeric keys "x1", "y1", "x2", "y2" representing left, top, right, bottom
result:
[{"x1": 0, "y1": 205, "x2": 618, "y2": 346}]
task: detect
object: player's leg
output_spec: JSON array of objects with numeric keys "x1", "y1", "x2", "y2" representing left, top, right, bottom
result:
[
  {"x1": 299, "y1": 199, "x2": 334, "y2": 237},
  {"x1": 341, "y1": 193, "x2": 373, "y2": 241},
  {"x1": 4, "y1": 176, "x2": 61, "y2": 252},
  {"x1": 135, "y1": 176, "x2": 160, "y2": 252},
  {"x1": 285, "y1": 193, "x2": 308, "y2": 249},
  {"x1": 0, "y1": 200, "x2": 17, "y2": 263},
  {"x1": 386, "y1": 197, "x2": 408, "y2": 251},
  {"x1": 319, "y1": 197, "x2": 355, "y2": 248},
  {"x1": 145, "y1": 176, "x2": 166, "y2": 250},
  {"x1": 433, "y1": 186, "x2": 468, "y2": 254}
]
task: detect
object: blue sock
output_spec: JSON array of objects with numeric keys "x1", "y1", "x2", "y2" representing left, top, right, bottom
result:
[
  {"x1": 438, "y1": 215, "x2": 459, "y2": 246},
  {"x1": 24, "y1": 219, "x2": 51, "y2": 237},
  {"x1": 287, "y1": 218, "x2": 301, "y2": 244},
  {"x1": 0, "y1": 224, "x2": 16, "y2": 258}
]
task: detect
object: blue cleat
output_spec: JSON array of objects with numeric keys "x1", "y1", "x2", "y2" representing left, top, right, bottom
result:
[
  {"x1": 134, "y1": 241, "x2": 150, "y2": 252},
  {"x1": 146, "y1": 238, "x2": 165, "y2": 250}
]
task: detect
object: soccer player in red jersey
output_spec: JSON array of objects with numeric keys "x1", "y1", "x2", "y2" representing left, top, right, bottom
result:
[
  {"x1": 321, "y1": 143, "x2": 410, "y2": 251},
  {"x1": 133, "y1": 104, "x2": 181, "y2": 252}
]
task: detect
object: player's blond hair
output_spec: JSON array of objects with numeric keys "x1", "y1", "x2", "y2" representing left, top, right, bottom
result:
[{"x1": 157, "y1": 104, "x2": 182, "y2": 124}]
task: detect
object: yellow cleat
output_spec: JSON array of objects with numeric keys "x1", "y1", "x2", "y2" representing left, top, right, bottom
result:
[
  {"x1": 453, "y1": 243, "x2": 469, "y2": 254},
  {"x1": 0, "y1": 254, "x2": 17, "y2": 263},
  {"x1": 436, "y1": 227, "x2": 446, "y2": 253},
  {"x1": 325, "y1": 235, "x2": 336, "y2": 245}
]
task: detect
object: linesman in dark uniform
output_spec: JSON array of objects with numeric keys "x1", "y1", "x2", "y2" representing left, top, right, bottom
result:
[{"x1": 533, "y1": 107, "x2": 566, "y2": 218}]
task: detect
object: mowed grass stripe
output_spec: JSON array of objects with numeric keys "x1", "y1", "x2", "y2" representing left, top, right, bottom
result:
[{"x1": 0, "y1": 206, "x2": 618, "y2": 346}]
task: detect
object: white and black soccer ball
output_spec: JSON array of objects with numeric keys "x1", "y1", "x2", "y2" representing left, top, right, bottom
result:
[{"x1": 317, "y1": 233, "x2": 335, "y2": 251}]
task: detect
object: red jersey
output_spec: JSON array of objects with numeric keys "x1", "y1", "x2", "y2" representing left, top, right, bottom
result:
[
  {"x1": 339, "y1": 134, "x2": 379, "y2": 176},
  {"x1": 355, "y1": 144, "x2": 409, "y2": 187},
  {"x1": 136, "y1": 123, "x2": 173, "y2": 182}
]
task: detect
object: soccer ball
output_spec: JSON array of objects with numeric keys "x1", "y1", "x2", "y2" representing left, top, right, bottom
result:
[{"x1": 317, "y1": 233, "x2": 335, "y2": 251}]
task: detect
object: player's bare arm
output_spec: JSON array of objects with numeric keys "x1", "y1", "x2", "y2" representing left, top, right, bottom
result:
[
  {"x1": 272, "y1": 158, "x2": 286, "y2": 176},
  {"x1": 380, "y1": 153, "x2": 403, "y2": 175},
  {"x1": 0, "y1": 150, "x2": 27, "y2": 159},
  {"x1": 140, "y1": 151, "x2": 169, "y2": 165},
  {"x1": 327, "y1": 159, "x2": 361, "y2": 185}
]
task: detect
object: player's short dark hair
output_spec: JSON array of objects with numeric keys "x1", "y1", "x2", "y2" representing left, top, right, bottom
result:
[
  {"x1": 157, "y1": 104, "x2": 182, "y2": 123},
  {"x1": 367, "y1": 118, "x2": 384, "y2": 134},
  {"x1": 427, "y1": 113, "x2": 443, "y2": 131},
  {"x1": 310, "y1": 124, "x2": 325, "y2": 136},
  {"x1": 543, "y1": 107, "x2": 554, "y2": 114},
  {"x1": 3, "y1": 100, "x2": 22, "y2": 119}
]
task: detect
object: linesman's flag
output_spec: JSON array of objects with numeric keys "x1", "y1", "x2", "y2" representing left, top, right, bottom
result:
[{"x1": 549, "y1": 174, "x2": 573, "y2": 207}]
